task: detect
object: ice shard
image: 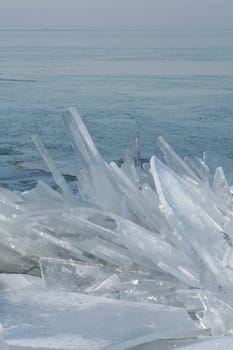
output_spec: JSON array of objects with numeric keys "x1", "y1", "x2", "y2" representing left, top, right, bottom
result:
[
  {"x1": 31, "y1": 135, "x2": 73, "y2": 202},
  {"x1": 63, "y1": 107, "x2": 124, "y2": 214},
  {"x1": 0, "y1": 287, "x2": 198, "y2": 350},
  {"x1": 40, "y1": 258, "x2": 116, "y2": 293}
]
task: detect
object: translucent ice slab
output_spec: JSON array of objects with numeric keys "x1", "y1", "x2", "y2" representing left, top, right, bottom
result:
[
  {"x1": 177, "y1": 336, "x2": 233, "y2": 350},
  {"x1": 0, "y1": 274, "x2": 43, "y2": 291},
  {"x1": 0, "y1": 288, "x2": 197, "y2": 350},
  {"x1": 40, "y1": 258, "x2": 115, "y2": 293}
]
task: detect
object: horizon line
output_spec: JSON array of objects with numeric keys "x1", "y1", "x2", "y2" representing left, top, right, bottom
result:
[{"x1": 0, "y1": 27, "x2": 233, "y2": 32}]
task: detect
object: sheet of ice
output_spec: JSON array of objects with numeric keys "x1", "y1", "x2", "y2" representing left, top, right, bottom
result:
[
  {"x1": 184, "y1": 156, "x2": 210, "y2": 184},
  {"x1": 157, "y1": 136, "x2": 199, "y2": 181},
  {"x1": 0, "y1": 274, "x2": 43, "y2": 291},
  {"x1": 0, "y1": 188, "x2": 24, "y2": 222},
  {"x1": 118, "y1": 218, "x2": 200, "y2": 288},
  {"x1": 212, "y1": 167, "x2": 233, "y2": 208},
  {"x1": 63, "y1": 107, "x2": 124, "y2": 215},
  {"x1": 177, "y1": 336, "x2": 233, "y2": 350},
  {"x1": 114, "y1": 337, "x2": 200, "y2": 350},
  {"x1": 0, "y1": 288, "x2": 197, "y2": 350},
  {"x1": 110, "y1": 161, "x2": 170, "y2": 235},
  {"x1": 78, "y1": 236, "x2": 132, "y2": 268},
  {"x1": 31, "y1": 135, "x2": 73, "y2": 202},
  {"x1": 195, "y1": 291, "x2": 233, "y2": 335},
  {"x1": 22, "y1": 180, "x2": 64, "y2": 210},
  {"x1": 40, "y1": 258, "x2": 115, "y2": 293},
  {"x1": 150, "y1": 156, "x2": 233, "y2": 288}
]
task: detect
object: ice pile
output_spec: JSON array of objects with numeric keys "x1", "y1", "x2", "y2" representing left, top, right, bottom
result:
[{"x1": 1, "y1": 107, "x2": 233, "y2": 349}]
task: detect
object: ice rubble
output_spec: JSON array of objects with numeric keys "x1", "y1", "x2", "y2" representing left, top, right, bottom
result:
[{"x1": 1, "y1": 108, "x2": 233, "y2": 349}]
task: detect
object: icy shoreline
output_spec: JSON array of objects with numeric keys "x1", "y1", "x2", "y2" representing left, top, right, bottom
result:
[{"x1": 1, "y1": 107, "x2": 233, "y2": 349}]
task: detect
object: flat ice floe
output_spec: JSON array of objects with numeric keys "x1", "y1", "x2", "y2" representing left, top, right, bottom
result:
[{"x1": 1, "y1": 107, "x2": 233, "y2": 349}]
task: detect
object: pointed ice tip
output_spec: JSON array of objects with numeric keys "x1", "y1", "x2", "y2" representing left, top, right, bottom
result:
[
  {"x1": 64, "y1": 106, "x2": 80, "y2": 120},
  {"x1": 31, "y1": 134, "x2": 37, "y2": 142},
  {"x1": 65, "y1": 106, "x2": 78, "y2": 114},
  {"x1": 63, "y1": 105, "x2": 101, "y2": 159},
  {"x1": 63, "y1": 106, "x2": 85, "y2": 131},
  {"x1": 158, "y1": 136, "x2": 166, "y2": 145},
  {"x1": 149, "y1": 155, "x2": 156, "y2": 167},
  {"x1": 31, "y1": 134, "x2": 41, "y2": 148}
]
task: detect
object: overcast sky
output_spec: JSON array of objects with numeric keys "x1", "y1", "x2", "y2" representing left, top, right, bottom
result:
[{"x1": 0, "y1": 0, "x2": 232, "y2": 30}]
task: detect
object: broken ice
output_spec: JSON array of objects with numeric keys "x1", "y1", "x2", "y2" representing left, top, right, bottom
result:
[{"x1": 1, "y1": 107, "x2": 233, "y2": 349}]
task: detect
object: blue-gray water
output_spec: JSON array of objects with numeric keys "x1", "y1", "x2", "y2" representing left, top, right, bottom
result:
[{"x1": 0, "y1": 29, "x2": 233, "y2": 190}]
